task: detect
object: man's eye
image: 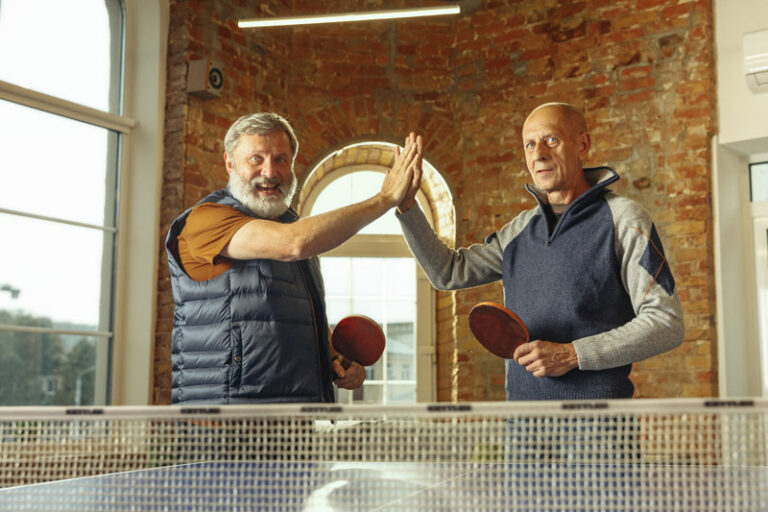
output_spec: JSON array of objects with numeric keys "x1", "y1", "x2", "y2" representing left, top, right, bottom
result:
[{"x1": 546, "y1": 136, "x2": 559, "y2": 145}]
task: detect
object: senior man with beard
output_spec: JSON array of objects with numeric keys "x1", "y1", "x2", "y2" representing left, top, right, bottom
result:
[{"x1": 165, "y1": 112, "x2": 420, "y2": 404}]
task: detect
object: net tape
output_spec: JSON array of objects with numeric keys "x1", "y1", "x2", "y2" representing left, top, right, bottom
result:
[{"x1": 1, "y1": 399, "x2": 766, "y2": 511}]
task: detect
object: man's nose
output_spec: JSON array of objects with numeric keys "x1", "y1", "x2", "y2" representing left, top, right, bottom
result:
[
  {"x1": 532, "y1": 143, "x2": 549, "y2": 160},
  {"x1": 261, "y1": 158, "x2": 278, "y2": 177}
]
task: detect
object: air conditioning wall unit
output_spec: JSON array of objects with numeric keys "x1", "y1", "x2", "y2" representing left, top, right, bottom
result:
[{"x1": 744, "y1": 29, "x2": 768, "y2": 93}]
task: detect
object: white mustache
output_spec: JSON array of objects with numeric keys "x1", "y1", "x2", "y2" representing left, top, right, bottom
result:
[{"x1": 250, "y1": 177, "x2": 281, "y2": 188}]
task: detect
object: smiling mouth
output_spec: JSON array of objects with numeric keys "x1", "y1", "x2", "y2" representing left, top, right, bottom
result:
[{"x1": 253, "y1": 183, "x2": 281, "y2": 195}]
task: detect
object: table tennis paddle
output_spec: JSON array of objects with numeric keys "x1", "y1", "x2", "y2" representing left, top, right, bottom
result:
[
  {"x1": 331, "y1": 315, "x2": 386, "y2": 368},
  {"x1": 468, "y1": 302, "x2": 529, "y2": 359}
]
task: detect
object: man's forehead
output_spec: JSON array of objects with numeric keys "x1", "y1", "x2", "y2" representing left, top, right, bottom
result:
[
  {"x1": 522, "y1": 118, "x2": 565, "y2": 138},
  {"x1": 236, "y1": 131, "x2": 291, "y2": 152},
  {"x1": 522, "y1": 107, "x2": 583, "y2": 137}
]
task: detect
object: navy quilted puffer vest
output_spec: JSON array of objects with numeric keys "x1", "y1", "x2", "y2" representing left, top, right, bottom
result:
[{"x1": 165, "y1": 189, "x2": 335, "y2": 404}]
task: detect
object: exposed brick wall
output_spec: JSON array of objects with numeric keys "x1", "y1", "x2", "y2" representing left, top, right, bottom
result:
[{"x1": 154, "y1": 0, "x2": 717, "y2": 403}]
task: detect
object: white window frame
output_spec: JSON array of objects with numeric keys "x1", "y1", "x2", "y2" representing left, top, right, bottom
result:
[
  {"x1": 110, "y1": 0, "x2": 168, "y2": 405},
  {"x1": 0, "y1": 0, "x2": 168, "y2": 405}
]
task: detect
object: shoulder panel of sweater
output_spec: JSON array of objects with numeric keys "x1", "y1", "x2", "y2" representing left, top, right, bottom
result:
[
  {"x1": 486, "y1": 208, "x2": 541, "y2": 253},
  {"x1": 571, "y1": 191, "x2": 684, "y2": 371},
  {"x1": 604, "y1": 193, "x2": 676, "y2": 296}
]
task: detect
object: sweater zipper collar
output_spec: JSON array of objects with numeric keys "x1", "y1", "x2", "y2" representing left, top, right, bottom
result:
[{"x1": 525, "y1": 166, "x2": 619, "y2": 245}]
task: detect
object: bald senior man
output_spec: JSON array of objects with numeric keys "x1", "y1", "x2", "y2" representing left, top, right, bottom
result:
[{"x1": 396, "y1": 103, "x2": 684, "y2": 400}]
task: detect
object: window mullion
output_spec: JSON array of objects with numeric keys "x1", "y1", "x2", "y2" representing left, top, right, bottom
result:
[
  {"x1": 0, "y1": 208, "x2": 117, "y2": 233},
  {"x1": 0, "y1": 80, "x2": 135, "y2": 133},
  {"x1": 0, "y1": 323, "x2": 113, "y2": 338}
]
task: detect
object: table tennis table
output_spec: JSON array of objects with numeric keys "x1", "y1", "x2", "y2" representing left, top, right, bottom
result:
[
  {"x1": 2, "y1": 400, "x2": 768, "y2": 511},
  {"x1": 2, "y1": 460, "x2": 767, "y2": 511}
]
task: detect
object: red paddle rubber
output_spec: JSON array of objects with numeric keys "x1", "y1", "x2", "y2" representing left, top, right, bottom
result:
[
  {"x1": 331, "y1": 315, "x2": 385, "y2": 367},
  {"x1": 468, "y1": 302, "x2": 529, "y2": 359}
]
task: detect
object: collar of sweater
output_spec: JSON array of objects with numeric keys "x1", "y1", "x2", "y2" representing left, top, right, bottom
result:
[{"x1": 525, "y1": 165, "x2": 619, "y2": 208}]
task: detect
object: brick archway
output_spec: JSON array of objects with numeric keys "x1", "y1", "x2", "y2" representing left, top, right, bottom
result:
[{"x1": 297, "y1": 138, "x2": 468, "y2": 401}]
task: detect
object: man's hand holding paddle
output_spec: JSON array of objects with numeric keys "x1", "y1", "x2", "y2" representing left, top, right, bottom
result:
[
  {"x1": 513, "y1": 341, "x2": 578, "y2": 378},
  {"x1": 332, "y1": 358, "x2": 366, "y2": 390},
  {"x1": 469, "y1": 302, "x2": 579, "y2": 378},
  {"x1": 330, "y1": 315, "x2": 386, "y2": 389}
]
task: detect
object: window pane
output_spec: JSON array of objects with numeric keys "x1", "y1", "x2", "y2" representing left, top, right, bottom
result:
[
  {"x1": 0, "y1": 0, "x2": 122, "y2": 112},
  {"x1": 320, "y1": 258, "x2": 351, "y2": 296},
  {"x1": 0, "y1": 213, "x2": 113, "y2": 327},
  {"x1": 320, "y1": 253, "x2": 419, "y2": 404},
  {"x1": 0, "y1": 325, "x2": 100, "y2": 406},
  {"x1": 388, "y1": 383, "x2": 416, "y2": 403},
  {"x1": 750, "y1": 162, "x2": 768, "y2": 202},
  {"x1": 0, "y1": 101, "x2": 118, "y2": 226},
  {"x1": 352, "y1": 259, "x2": 384, "y2": 296},
  {"x1": 387, "y1": 319, "x2": 415, "y2": 380},
  {"x1": 366, "y1": 357, "x2": 384, "y2": 381},
  {"x1": 325, "y1": 298, "x2": 351, "y2": 327},
  {"x1": 358, "y1": 383, "x2": 383, "y2": 404},
  {"x1": 350, "y1": 298, "x2": 384, "y2": 320},
  {"x1": 385, "y1": 258, "x2": 416, "y2": 296},
  {"x1": 310, "y1": 171, "x2": 402, "y2": 234},
  {"x1": 386, "y1": 299, "x2": 416, "y2": 325}
]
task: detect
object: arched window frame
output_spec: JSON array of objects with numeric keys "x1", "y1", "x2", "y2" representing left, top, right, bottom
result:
[{"x1": 299, "y1": 159, "x2": 438, "y2": 403}]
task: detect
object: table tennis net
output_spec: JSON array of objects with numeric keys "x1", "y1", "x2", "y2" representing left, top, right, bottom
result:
[{"x1": 1, "y1": 399, "x2": 767, "y2": 511}]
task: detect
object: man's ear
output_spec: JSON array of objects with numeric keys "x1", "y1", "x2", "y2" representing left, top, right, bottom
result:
[
  {"x1": 579, "y1": 132, "x2": 591, "y2": 160},
  {"x1": 224, "y1": 152, "x2": 234, "y2": 175}
]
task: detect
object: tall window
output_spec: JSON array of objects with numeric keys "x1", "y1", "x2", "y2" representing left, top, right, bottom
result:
[
  {"x1": 0, "y1": 0, "x2": 125, "y2": 405},
  {"x1": 305, "y1": 166, "x2": 436, "y2": 404}
]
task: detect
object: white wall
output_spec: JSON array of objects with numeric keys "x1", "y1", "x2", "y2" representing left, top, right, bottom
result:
[
  {"x1": 716, "y1": 0, "x2": 768, "y2": 150},
  {"x1": 714, "y1": 0, "x2": 768, "y2": 397},
  {"x1": 712, "y1": 143, "x2": 761, "y2": 396}
]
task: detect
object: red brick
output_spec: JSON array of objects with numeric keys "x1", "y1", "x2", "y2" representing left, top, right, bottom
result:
[{"x1": 155, "y1": 0, "x2": 718, "y2": 404}]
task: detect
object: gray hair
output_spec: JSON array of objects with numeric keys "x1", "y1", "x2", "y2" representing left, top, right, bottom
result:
[{"x1": 224, "y1": 112, "x2": 299, "y2": 159}]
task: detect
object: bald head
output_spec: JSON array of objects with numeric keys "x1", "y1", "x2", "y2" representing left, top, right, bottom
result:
[{"x1": 523, "y1": 102, "x2": 588, "y2": 134}]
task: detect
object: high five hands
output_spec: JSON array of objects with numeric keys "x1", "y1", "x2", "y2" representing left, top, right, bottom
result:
[{"x1": 392, "y1": 133, "x2": 423, "y2": 214}]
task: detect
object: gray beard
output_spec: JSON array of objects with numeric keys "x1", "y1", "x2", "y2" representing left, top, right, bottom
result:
[{"x1": 228, "y1": 168, "x2": 297, "y2": 219}]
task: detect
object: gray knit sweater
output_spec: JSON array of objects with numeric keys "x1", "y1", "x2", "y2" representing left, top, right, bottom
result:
[{"x1": 397, "y1": 166, "x2": 684, "y2": 400}]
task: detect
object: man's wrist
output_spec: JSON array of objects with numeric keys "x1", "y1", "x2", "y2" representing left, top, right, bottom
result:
[
  {"x1": 566, "y1": 343, "x2": 580, "y2": 370},
  {"x1": 397, "y1": 200, "x2": 415, "y2": 215}
]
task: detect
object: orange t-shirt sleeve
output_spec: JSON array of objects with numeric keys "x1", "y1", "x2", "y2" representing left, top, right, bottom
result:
[{"x1": 177, "y1": 203, "x2": 255, "y2": 281}]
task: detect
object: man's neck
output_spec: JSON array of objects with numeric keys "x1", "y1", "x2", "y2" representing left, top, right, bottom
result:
[{"x1": 546, "y1": 181, "x2": 590, "y2": 205}]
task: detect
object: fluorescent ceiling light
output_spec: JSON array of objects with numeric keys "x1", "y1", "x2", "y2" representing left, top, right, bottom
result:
[{"x1": 238, "y1": 5, "x2": 461, "y2": 29}]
